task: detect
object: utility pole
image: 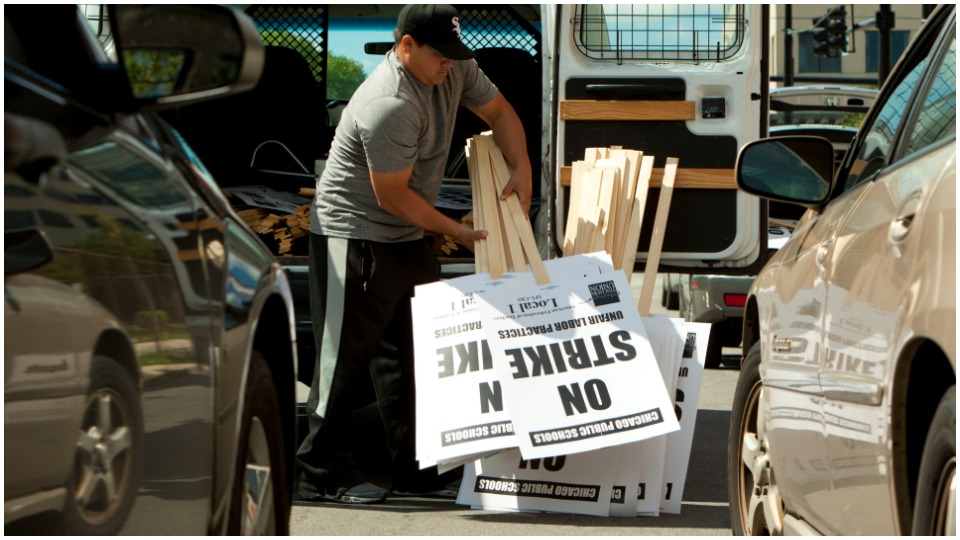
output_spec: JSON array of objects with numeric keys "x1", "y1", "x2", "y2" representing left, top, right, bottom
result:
[
  {"x1": 877, "y1": 5, "x2": 895, "y2": 86},
  {"x1": 784, "y1": 6, "x2": 794, "y2": 88}
]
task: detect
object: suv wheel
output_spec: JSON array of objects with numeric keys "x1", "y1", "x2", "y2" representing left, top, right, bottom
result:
[
  {"x1": 228, "y1": 350, "x2": 289, "y2": 535},
  {"x1": 727, "y1": 342, "x2": 784, "y2": 534}
]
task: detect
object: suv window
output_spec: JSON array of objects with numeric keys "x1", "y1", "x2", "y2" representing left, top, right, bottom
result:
[{"x1": 904, "y1": 35, "x2": 956, "y2": 154}]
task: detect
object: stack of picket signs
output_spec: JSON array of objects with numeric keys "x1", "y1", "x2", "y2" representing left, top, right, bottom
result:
[{"x1": 411, "y1": 133, "x2": 709, "y2": 517}]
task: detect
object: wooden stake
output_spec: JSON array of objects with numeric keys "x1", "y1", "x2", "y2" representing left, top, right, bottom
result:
[
  {"x1": 562, "y1": 160, "x2": 586, "y2": 257},
  {"x1": 465, "y1": 141, "x2": 488, "y2": 274},
  {"x1": 637, "y1": 157, "x2": 678, "y2": 316},
  {"x1": 483, "y1": 134, "x2": 550, "y2": 285},
  {"x1": 619, "y1": 155, "x2": 655, "y2": 277}
]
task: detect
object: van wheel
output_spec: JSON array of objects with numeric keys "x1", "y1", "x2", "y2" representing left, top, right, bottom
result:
[
  {"x1": 228, "y1": 351, "x2": 289, "y2": 535},
  {"x1": 63, "y1": 357, "x2": 143, "y2": 535},
  {"x1": 727, "y1": 342, "x2": 783, "y2": 535},
  {"x1": 912, "y1": 386, "x2": 956, "y2": 535}
]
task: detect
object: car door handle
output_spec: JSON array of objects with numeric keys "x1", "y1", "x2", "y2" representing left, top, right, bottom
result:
[
  {"x1": 816, "y1": 223, "x2": 838, "y2": 275},
  {"x1": 890, "y1": 192, "x2": 922, "y2": 243}
]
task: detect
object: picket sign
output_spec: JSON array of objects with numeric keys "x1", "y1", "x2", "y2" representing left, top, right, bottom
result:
[
  {"x1": 631, "y1": 316, "x2": 683, "y2": 516},
  {"x1": 458, "y1": 447, "x2": 622, "y2": 517},
  {"x1": 450, "y1": 308, "x2": 703, "y2": 518},
  {"x1": 412, "y1": 254, "x2": 613, "y2": 470},
  {"x1": 475, "y1": 254, "x2": 680, "y2": 460},
  {"x1": 660, "y1": 321, "x2": 709, "y2": 514},
  {"x1": 411, "y1": 133, "x2": 705, "y2": 517}
]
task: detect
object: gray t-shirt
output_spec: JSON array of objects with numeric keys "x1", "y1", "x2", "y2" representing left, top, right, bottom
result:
[{"x1": 311, "y1": 50, "x2": 497, "y2": 242}]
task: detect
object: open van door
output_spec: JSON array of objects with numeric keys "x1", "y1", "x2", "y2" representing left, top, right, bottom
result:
[{"x1": 543, "y1": 4, "x2": 769, "y2": 274}]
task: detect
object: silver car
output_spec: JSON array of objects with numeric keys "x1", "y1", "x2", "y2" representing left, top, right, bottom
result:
[
  {"x1": 728, "y1": 4, "x2": 955, "y2": 535},
  {"x1": 666, "y1": 87, "x2": 876, "y2": 369}
]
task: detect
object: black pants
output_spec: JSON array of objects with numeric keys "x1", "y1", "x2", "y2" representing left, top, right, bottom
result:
[{"x1": 296, "y1": 233, "x2": 440, "y2": 492}]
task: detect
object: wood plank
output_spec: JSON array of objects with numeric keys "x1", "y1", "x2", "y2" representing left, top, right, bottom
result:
[
  {"x1": 596, "y1": 166, "x2": 618, "y2": 255},
  {"x1": 560, "y1": 100, "x2": 695, "y2": 121},
  {"x1": 637, "y1": 157, "x2": 678, "y2": 316},
  {"x1": 470, "y1": 137, "x2": 507, "y2": 278},
  {"x1": 570, "y1": 167, "x2": 600, "y2": 256},
  {"x1": 559, "y1": 166, "x2": 735, "y2": 189},
  {"x1": 619, "y1": 155, "x2": 655, "y2": 278},
  {"x1": 465, "y1": 141, "x2": 487, "y2": 274},
  {"x1": 484, "y1": 134, "x2": 550, "y2": 285},
  {"x1": 613, "y1": 150, "x2": 642, "y2": 269},
  {"x1": 562, "y1": 160, "x2": 587, "y2": 257}
]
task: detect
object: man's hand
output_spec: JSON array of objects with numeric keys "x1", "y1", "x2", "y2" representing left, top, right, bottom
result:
[
  {"x1": 499, "y1": 158, "x2": 533, "y2": 215},
  {"x1": 451, "y1": 222, "x2": 488, "y2": 253},
  {"x1": 468, "y1": 92, "x2": 533, "y2": 216}
]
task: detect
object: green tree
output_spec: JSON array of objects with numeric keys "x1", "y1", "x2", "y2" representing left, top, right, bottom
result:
[{"x1": 327, "y1": 54, "x2": 367, "y2": 100}]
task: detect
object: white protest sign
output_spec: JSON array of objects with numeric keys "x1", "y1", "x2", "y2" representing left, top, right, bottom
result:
[
  {"x1": 633, "y1": 316, "x2": 685, "y2": 516},
  {"x1": 412, "y1": 253, "x2": 615, "y2": 468},
  {"x1": 476, "y1": 254, "x2": 680, "y2": 459},
  {"x1": 457, "y1": 447, "x2": 621, "y2": 517},
  {"x1": 660, "y1": 322, "x2": 709, "y2": 514},
  {"x1": 609, "y1": 441, "x2": 643, "y2": 517},
  {"x1": 412, "y1": 273, "x2": 523, "y2": 468}
]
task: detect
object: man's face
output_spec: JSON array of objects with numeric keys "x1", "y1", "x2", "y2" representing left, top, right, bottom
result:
[{"x1": 402, "y1": 36, "x2": 454, "y2": 86}]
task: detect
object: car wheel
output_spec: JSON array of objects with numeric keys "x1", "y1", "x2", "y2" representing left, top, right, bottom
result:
[
  {"x1": 661, "y1": 277, "x2": 680, "y2": 310},
  {"x1": 704, "y1": 329, "x2": 722, "y2": 369},
  {"x1": 63, "y1": 356, "x2": 143, "y2": 535},
  {"x1": 727, "y1": 342, "x2": 784, "y2": 535},
  {"x1": 912, "y1": 386, "x2": 956, "y2": 536},
  {"x1": 228, "y1": 350, "x2": 289, "y2": 535}
]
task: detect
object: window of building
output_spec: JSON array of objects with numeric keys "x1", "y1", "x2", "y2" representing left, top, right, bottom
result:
[
  {"x1": 865, "y1": 30, "x2": 911, "y2": 73},
  {"x1": 573, "y1": 4, "x2": 745, "y2": 62}
]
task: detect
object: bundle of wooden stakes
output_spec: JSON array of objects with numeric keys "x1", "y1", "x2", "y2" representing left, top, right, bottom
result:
[
  {"x1": 561, "y1": 147, "x2": 679, "y2": 315},
  {"x1": 466, "y1": 132, "x2": 549, "y2": 285},
  {"x1": 234, "y1": 187, "x2": 315, "y2": 256}
]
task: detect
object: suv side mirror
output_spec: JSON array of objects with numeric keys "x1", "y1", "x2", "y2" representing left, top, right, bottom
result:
[
  {"x1": 736, "y1": 136, "x2": 836, "y2": 208},
  {"x1": 110, "y1": 5, "x2": 265, "y2": 108}
]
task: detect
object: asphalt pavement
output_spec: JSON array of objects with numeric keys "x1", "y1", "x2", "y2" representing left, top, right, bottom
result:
[{"x1": 290, "y1": 273, "x2": 743, "y2": 536}]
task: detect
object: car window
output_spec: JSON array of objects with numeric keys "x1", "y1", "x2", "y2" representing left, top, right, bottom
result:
[
  {"x1": 68, "y1": 141, "x2": 190, "y2": 208},
  {"x1": 904, "y1": 35, "x2": 956, "y2": 155},
  {"x1": 841, "y1": 57, "x2": 928, "y2": 191}
]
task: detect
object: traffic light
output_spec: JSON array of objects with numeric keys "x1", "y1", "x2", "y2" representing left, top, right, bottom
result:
[{"x1": 812, "y1": 6, "x2": 848, "y2": 58}]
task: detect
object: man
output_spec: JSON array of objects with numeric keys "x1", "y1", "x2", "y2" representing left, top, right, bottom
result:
[{"x1": 297, "y1": 4, "x2": 531, "y2": 504}]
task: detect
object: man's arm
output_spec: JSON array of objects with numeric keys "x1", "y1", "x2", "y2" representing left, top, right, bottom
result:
[
  {"x1": 467, "y1": 92, "x2": 533, "y2": 215},
  {"x1": 369, "y1": 167, "x2": 487, "y2": 251}
]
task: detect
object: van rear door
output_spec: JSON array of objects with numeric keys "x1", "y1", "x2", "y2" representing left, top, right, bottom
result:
[{"x1": 544, "y1": 4, "x2": 768, "y2": 274}]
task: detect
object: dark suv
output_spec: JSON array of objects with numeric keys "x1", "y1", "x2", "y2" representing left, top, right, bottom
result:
[{"x1": 5, "y1": 5, "x2": 297, "y2": 535}]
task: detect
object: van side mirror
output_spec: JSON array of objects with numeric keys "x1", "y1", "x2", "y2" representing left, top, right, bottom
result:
[{"x1": 736, "y1": 136, "x2": 835, "y2": 208}]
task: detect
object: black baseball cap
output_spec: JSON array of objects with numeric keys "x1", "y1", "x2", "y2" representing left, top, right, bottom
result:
[{"x1": 396, "y1": 4, "x2": 475, "y2": 60}]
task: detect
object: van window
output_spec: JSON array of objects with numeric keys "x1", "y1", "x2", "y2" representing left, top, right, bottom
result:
[{"x1": 573, "y1": 4, "x2": 745, "y2": 62}]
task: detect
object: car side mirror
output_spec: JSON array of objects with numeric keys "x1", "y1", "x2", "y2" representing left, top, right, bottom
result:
[
  {"x1": 109, "y1": 5, "x2": 265, "y2": 108},
  {"x1": 5, "y1": 229, "x2": 54, "y2": 276},
  {"x1": 736, "y1": 136, "x2": 836, "y2": 208}
]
